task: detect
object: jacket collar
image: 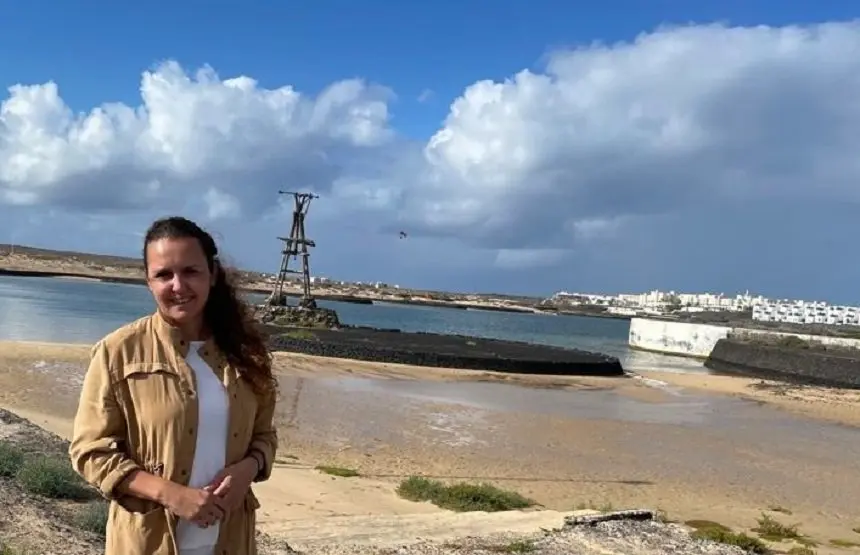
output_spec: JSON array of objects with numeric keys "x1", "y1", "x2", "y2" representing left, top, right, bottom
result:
[{"x1": 152, "y1": 309, "x2": 216, "y2": 359}]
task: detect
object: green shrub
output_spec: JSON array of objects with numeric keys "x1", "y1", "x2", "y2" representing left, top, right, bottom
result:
[
  {"x1": 315, "y1": 465, "x2": 360, "y2": 478},
  {"x1": 16, "y1": 456, "x2": 93, "y2": 500},
  {"x1": 753, "y1": 513, "x2": 804, "y2": 542},
  {"x1": 686, "y1": 520, "x2": 770, "y2": 554},
  {"x1": 75, "y1": 501, "x2": 109, "y2": 536},
  {"x1": 396, "y1": 476, "x2": 534, "y2": 512},
  {"x1": 0, "y1": 441, "x2": 25, "y2": 478}
]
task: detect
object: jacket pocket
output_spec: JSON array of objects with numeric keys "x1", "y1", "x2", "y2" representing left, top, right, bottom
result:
[
  {"x1": 244, "y1": 490, "x2": 261, "y2": 554},
  {"x1": 117, "y1": 362, "x2": 190, "y2": 451},
  {"x1": 246, "y1": 489, "x2": 261, "y2": 511},
  {"x1": 107, "y1": 500, "x2": 173, "y2": 555}
]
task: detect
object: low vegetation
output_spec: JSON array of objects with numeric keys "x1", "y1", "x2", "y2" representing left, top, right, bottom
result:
[
  {"x1": 682, "y1": 513, "x2": 830, "y2": 555},
  {"x1": 752, "y1": 513, "x2": 806, "y2": 543},
  {"x1": 16, "y1": 455, "x2": 95, "y2": 500},
  {"x1": 74, "y1": 501, "x2": 110, "y2": 536},
  {"x1": 0, "y1": 543, "x2": 22, "y2": 555},
  {"x1": 315, "y1": 465, "x2": 360, "y2": 478},
  {"x1": 441, "y1": 538, "x2": 538, "y2": 554},
  {"x1": 0, "y1": 438, "x2": 108, "y2": 550},
  {"x1": 829, "y1": 538, "x2": 860, "y2": 548},
  {"x1": 0, "y1": 441, "x2": 25, "y2": 478},
  {"x1": 684, "y1": 520, "x2": 770, "y2": 554},
  {"x1": 1, "y1": 440, "x2": 94, "y2": 501},
  {"x1": 396, "y1": 476, "x2": 535, "y2": 512},
  {"x1": 282, "y1": 328, "x2": 319, "y2": 340},
  {"x1": 493, "y1": 540, "x2": 536, "y2": 553}
]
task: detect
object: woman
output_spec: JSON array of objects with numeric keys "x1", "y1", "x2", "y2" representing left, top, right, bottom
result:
[{"x1": 69, "y1": 216, "x2": 278, "y2": 555}]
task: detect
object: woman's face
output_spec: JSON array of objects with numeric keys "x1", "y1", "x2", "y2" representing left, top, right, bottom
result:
[{"x1": 145, "y1": 236, "x2": 214, "y2": 329}]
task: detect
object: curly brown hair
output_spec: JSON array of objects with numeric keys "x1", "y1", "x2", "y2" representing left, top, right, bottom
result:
[{"x1": 143, "y1": 216, "x2": 277, "y2": 397}]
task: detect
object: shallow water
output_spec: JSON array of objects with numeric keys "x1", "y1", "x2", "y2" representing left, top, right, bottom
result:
[
  {"x1": 4, "y1": 352, "x2": 859, "y2": 523},
  {"x1": 0, "y1": 275, "x2": 706, "y2": 374},
  {"x1": 323, "y1": 376, "x2": 860, "y2": 439},
  {"x1": 279, "y1": 375, "x2": 860, "y2": 517},
  {"x1": 325, "y1": 377, "x2": 716, "y2": 426}
]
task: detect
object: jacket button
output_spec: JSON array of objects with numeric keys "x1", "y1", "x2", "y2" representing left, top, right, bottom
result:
[
  {"x1": 181, "y1": 469, "x2": 187, "y2": 476},
  {"x1": 189, "y1": 428, "x2": 194, "y2": 435}
]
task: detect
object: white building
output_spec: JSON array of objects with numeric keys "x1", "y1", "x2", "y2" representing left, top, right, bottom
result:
[
  {"x1": 554, "y1": 289, "x2": 762, "y2": 312},
  {"x1": 752, "y1": 300, "x2": 860, "y2": 326}
]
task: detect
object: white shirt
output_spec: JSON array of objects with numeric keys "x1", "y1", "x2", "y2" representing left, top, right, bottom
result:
[{"x1": 176, "y1": 341, "x2": 229, "y2": 554}]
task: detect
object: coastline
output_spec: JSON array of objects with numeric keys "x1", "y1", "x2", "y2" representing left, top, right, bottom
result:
[
  {"x1": 0, "y1": 254, "x2": 631, "y2": 319},
  {"x1": 2, "y1": 339, "x2": 860, "y2": 554},
  {"x1": 4, "y1": 339, "x2": 859, "y2": 428},
  {"x1": 637, "y1": 369, "x2": 860, "y2": 428}
]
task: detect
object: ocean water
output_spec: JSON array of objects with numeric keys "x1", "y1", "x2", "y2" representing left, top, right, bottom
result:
[{"x1": 0, "y1": 275, "x2": 704, "y2": 373}]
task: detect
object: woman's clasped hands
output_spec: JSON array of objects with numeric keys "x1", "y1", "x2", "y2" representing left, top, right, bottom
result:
[{"x1": 163, "y1": 458, "x2": 259, "y2": 528}]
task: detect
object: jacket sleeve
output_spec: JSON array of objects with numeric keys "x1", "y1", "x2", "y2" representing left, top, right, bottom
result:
[
  {"x1": 246, "y1": 388, "x2": 278, "y2": 482},
  {"x1": 69, "y1": 340, "x2": 141, "y2": 499}
]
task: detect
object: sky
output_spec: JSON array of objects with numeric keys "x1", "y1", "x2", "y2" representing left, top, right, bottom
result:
[{"x1": 1, "y1": 1, "x2": 859, "y2": 302}]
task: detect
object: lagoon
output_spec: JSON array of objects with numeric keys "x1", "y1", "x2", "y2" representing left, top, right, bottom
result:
[{"x1": 0, "y1": 275, "x2": 703, "y2": 373}]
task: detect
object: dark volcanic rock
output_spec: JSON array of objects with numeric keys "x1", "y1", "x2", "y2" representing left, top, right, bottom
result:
[
  {"x1": 255, "y1": 304, "x2": 341, "y2": 329},
  {"x1": 265, "y1": 325, "x2": 625, "y2": 377},
  {"x1": 705, "y1": 337, "x2": 860, "y2": 389}
]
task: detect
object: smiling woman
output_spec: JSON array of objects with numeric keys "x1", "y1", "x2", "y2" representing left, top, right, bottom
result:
[{"x1": 68, "y1": 216, "x2": 278, "y2": 555}]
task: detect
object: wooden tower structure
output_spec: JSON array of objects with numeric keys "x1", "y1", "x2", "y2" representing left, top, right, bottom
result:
[{"x1": 269, "y1": 190, "x2": 319, "y2": 309}]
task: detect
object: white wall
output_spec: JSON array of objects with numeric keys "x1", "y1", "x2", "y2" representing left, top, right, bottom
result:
[
  {"x1": 628, "y1": 318, "x2": 730, "y2": 358},
  {"x1": 628, "y1": 317, "x2": 860, "y2": 358}
]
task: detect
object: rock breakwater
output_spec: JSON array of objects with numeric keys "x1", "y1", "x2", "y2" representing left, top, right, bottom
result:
[
  {"x1": 265, "y1": 326, "x2": 625, "y2": 376},
  {"x1": 705, "y1": 337, "x2": 860, "y2": 389}
]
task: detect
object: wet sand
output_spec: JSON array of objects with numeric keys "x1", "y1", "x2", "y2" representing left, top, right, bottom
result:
[
  {"x1": 1, "y1": 341, "x2": 859, "y2": 552},
  {"x1": 640, "y1": 368, "x2": 860, "y2": 427}
]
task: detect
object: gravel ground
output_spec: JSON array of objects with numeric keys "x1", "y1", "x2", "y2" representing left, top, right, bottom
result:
[{"x1": 257, "y1": 516, "x2": 747, "y2": 555}]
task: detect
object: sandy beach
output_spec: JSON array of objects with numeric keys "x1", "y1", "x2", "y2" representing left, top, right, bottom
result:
[
  {"x1": 639, "y1": 368, "x2": 860, "y2": 427},
  {"x1": 1, "y1": 340, "x2": 859, "y2": 553}
]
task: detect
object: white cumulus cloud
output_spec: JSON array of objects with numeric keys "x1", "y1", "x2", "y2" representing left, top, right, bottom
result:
[
  {"x1": 2, "y1": 20, "x2": 860, "y2": 297},
  {"x1": 399, "y1": 20, "x2": 860, "y2": 253},
  {"x1": 0, "y1": 61, "x2": 394, "y2": 216}
]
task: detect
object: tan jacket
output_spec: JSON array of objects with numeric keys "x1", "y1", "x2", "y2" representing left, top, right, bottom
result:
[{"x1": 69, "y1": 310, "x2": 278, "y2": 555}]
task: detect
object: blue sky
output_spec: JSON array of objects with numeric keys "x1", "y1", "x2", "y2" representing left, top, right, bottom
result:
[
  {"x1": 1, "y1": 1, "x2": 860, "y2": 302},
  {"x1": 4, "y1": 0, "x2": 856, "y2": 133}
]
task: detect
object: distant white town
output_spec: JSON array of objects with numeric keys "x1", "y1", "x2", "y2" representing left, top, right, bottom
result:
[
  {"x1": 549, "y1": 289, "x2": 860, "y2": 326},
  {"x1": 269, "y1": 268, "x2": 860, "y2": 327}
]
